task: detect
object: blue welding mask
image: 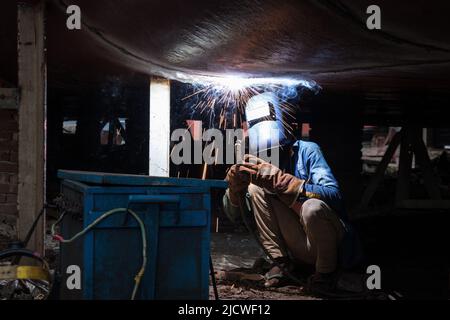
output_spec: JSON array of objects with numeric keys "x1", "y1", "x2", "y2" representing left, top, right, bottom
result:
[{"x1": 245, "y1": 92, "x2": 292, "y2": 155}]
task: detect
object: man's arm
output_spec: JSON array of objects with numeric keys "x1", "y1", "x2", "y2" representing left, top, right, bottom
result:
[
  {"x1": 300, "y1": 146, "x2": 344, "y2": 214},
  {"x1": 222, "y1": 189, "x2": 242, "y2": 223}
]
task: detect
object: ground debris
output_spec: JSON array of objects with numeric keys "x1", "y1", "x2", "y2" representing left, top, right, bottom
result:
[
  {"x1": 210, "y1": 232, "x2": 318, "y2": 300},
  {"x1": 210, "y1": 282, "x2": 318, "y2": 300},
  {"x1": 211, "y1": 263, "x2": 316, "y2": 300}
]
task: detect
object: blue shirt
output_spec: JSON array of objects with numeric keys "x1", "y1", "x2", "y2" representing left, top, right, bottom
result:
[
  {"x1": 292, "y1": 140, "x2": 347, "y2": 221},
  {"x1": 292, "y1": 140, "x2": 363, "y2": 267}
]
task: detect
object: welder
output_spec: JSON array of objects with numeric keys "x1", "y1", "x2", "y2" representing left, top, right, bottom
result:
[{"x1": 223, "y1": 92, "x2": 361, "y2": 295}]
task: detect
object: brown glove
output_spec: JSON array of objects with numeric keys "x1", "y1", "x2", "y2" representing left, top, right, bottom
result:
[
  {"x1": 241, "y1": 154, "x2": 305, "y2": 208},
  {"x1": 225, "y1": 164, "x2": 257, "y2": 206}
]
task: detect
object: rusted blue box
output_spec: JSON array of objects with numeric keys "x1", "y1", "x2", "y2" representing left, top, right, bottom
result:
[{"x1": 57, "y1": 170, "x2": 226, "y2": 300}]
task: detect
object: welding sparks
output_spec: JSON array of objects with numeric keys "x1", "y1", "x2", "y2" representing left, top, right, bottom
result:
[
  {"x1": 180, "y1": 74, "x2": 320, "y2": 133},
  {"x1": 194, "y1": 75, "x2": 312, "y2": 91}
]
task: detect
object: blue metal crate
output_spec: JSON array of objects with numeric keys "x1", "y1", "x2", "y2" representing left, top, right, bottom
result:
[{"x1": 57, "y1": 170, "x2": 227, "y2": 300}]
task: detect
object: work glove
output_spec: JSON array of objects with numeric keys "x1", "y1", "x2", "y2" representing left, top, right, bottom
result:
[
  {"x1": 241, "y1": 154, "x2": 306, "y2": 208},
  {"x1": 225, "y1": 164, "x2": 256, "y2": 206}
]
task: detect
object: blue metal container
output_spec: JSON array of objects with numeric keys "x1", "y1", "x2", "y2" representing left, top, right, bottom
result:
[{"x1": 57, "y1": 170, "x2": 227, "y2": 300}]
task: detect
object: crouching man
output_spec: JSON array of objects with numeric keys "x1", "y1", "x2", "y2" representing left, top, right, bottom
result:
[
  {"x1": 223, "y1": 143, "x2": 361, "y2": 295},
  {"x1": 222, "y1": 92, "x2": 360, "y2": 296}
]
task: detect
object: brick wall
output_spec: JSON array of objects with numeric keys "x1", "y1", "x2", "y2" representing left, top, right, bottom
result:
[{"x1": 0, "y1": 109, "x2": 18, "y2": 240}]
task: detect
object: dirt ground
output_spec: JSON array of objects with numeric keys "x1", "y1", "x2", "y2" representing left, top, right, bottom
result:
[
  {"x1": 209, "y1": 233, "x2": 320, "y2": 300},
  {"x1": 209, "y1": 283, "x2": 319, "y2": 300}
]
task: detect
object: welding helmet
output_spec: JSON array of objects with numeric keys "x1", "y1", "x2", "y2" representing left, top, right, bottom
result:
[{"x1": 245, "y1": 92, "x2": 291, "y2": 154}]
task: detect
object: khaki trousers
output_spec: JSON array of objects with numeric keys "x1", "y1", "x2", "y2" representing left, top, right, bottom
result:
[{"x1": 248, "y1": 184, "x2": 345, "y2": 273}]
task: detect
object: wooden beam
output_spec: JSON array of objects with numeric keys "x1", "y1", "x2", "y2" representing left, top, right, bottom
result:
[
  {"x1": 410, "y1": 128, "x2": 442, "y2": 200},
  {"x1": 359, "y1": 131, "x2": 401, "y2": 209},
  {"x1": 395, "y1": 127, "x2": 413, "y2": 204},
  {"x1": 149, "y1": 76, "x2": 170, "y2": 177},
  {"x1": 0, "y1": 88, "x2": 19, "y2": 110},
  {"x1": 17, "y1": 1, "x2": 46, "y2": 254}
]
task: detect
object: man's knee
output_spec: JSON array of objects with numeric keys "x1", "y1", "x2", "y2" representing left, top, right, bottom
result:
[{"x1": 301, "y1": 199, "x2": 326, "y2": 225}]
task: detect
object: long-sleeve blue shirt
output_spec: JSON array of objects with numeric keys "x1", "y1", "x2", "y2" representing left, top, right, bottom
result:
[
  {"x1": 292, "y1": 140, "x2": 363, "y2": 267},
  {"x1": 292, "y1": 140, "x2": 347, "y2": 221}
]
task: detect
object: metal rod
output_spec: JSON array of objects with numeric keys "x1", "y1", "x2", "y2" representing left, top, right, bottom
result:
[
  {"x1": 201, "y1": 156, "x2": 220, "y2": 300},
  {"x1": 209, "y1": 255, "x2": 219, "y2": 300}
]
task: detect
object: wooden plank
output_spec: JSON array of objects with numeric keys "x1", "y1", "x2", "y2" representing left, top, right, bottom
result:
[
  {"x1": 0, "y1": 88, "x2": 19, "y2": 109},
  {"x1": 17, "y1": 1, "x2": 46, "y2": 254},
  {"x1": 149, "y1": 76, "x2": 170, "y2": 177},
  {"x1": 359, "y1": 131, "x2": 401, "y2": 209}
]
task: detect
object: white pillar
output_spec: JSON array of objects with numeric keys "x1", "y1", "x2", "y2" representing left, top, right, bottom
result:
[{"x1": 149, "y1": 77, "x2": 170, "y2": 177}]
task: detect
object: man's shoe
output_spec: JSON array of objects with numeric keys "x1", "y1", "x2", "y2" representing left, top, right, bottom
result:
[
  {"x1": 263, "y1": 257, "x2": 292, "y2": 288},
  {"x1": 307, "y1": 272, "x2": 337, "y2": 296}
]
